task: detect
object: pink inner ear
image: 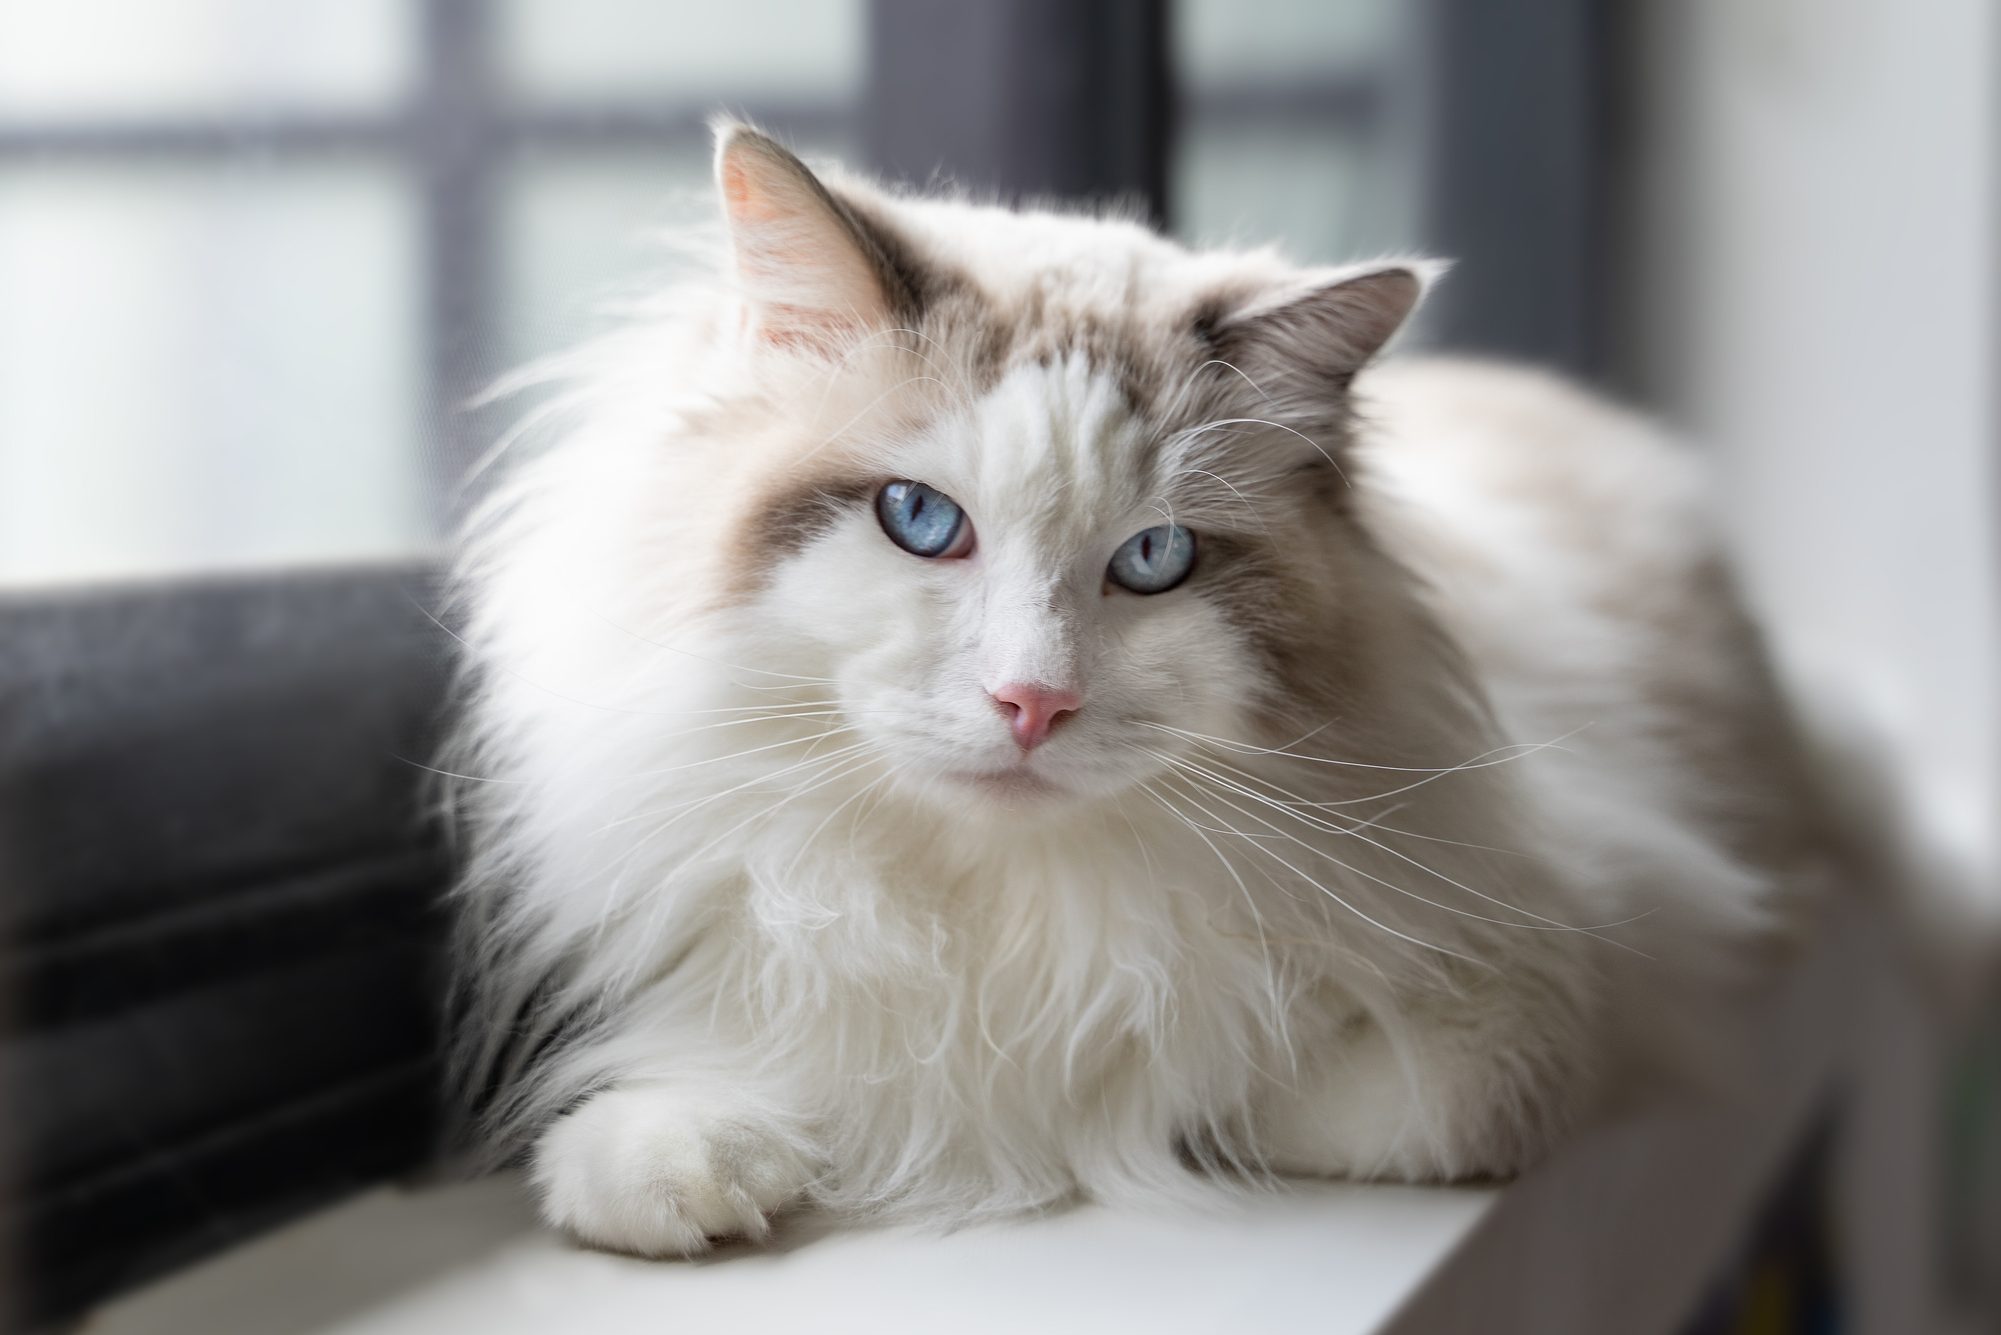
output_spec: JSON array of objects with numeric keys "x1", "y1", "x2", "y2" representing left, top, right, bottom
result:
[
  {"x1": 723, "y1": 161, "x2": 831, "y2": 346},
  {"x1": 756, "y1": 303, "x2": 857, "y2": 353},
  {"x1": 725, "y1": 199, "x2": 803, "y2": 281},
  {"x1": 722, "y1": 158, "x2": 817, "y2": 275},
  {"x1": 719, "y1": 143, "x2": 883, "y2": 353},
  {"x1": 721, "y1": 159, "x2": 779, "y2": 224}
]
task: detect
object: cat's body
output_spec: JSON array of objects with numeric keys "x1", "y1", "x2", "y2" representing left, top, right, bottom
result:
[{"x1": 448, "y1": 125, "x2": 1816, "y2": 1256}]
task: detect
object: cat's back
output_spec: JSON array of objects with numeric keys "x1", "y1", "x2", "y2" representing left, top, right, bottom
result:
[
  {"x1": 1353, "y1": 356, "x2": 1709, "y2": 582},
  {"x1": 1351, "y1": 356, "x2": 1820, "y2": 880},
  {"x1": 1350, "y1": 356, "x2": 1718, "y2": 663}
]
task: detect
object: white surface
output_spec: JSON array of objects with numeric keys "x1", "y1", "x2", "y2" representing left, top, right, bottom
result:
[
  {"x1": 89, "y1": 904, "x2": 1862, "y2": 1335},
  {"x1": 86, "y1": 1176, "x2": 1494, "y2": 1335}
]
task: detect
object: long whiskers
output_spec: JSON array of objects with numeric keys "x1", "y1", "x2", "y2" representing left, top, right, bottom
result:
[
  {"x1": 1162, "y1": 746, "x2": 1555, "y2": 863},
  {"x1": 1158, "y1": 770, "x2": 1484, "y2": 967},
  {"x1": 1157, "y1": 749, "x2": 1646, "y2": 939},
  {"x1": 1153, "y1": 356, "x2": 1276, "y2": 431},
  {"x1": 1133, "y1": 779, "x2": 1297, "y2": 1070},
  {"x1": 1167, "y1": 415, "x2": 1347, "y2": 482},
  {"x1": 1140, "y1": 720, "x2": 1580, "y2": 776},
  {"x1": 1162, "y1": 760, "x2": 1547, "y2": 934},
  {"x1": 1145, "y1": 724, "x2": 1583, "y2": 811}
]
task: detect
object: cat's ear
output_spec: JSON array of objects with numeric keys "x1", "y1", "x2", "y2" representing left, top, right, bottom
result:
[
  {"x1": 1210, "y1": 260, "x2": 1445, "y2": 405},
  {"x1": 713, "y1": 120, "x2": 918, "y2": 355}
]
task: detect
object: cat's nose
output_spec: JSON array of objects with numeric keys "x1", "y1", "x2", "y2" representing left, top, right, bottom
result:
[{"x1": 989, "y1": 682, "x2": 1082, "y2": 751}]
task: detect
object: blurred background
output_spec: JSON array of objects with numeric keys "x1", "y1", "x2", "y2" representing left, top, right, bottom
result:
[{"x1": 0, "y1": 2, "x2": 1992, "y2": 1332}]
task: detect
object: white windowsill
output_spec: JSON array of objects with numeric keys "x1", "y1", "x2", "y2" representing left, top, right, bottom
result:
[{"x1": 90, "y1": 907, "x2": 1857, "y2": 1335}]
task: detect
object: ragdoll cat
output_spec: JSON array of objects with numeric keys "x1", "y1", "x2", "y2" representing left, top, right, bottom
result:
[{"x1": 445, "y1": 121, "x2": 1817, "y2": 1256}]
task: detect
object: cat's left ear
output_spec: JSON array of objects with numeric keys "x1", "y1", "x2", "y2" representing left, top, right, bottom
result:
[
  {"x1": 1210, "y1": 260, "x2": 1446, "y2": 406},
  {"x1": 713, "y1": 119, "x2": 920, "y2": 355}
]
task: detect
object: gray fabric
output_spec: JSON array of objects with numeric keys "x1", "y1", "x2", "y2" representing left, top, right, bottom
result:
[{"x1": 0, "y1": 567, "x2": 455, "y2": 1329}]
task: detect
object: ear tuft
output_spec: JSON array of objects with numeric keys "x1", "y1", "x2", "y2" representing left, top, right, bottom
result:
[{"x1": 712, "y1": 120, "x2": 916, "y2": 354}]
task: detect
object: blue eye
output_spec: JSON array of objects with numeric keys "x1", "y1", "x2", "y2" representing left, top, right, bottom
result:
[
  {"x1": 876, "y1": 480, "x2": 973, "y2": 558},
  {"x1": 1107, "y1": 524, "x2": 1197, "y2": 594}
]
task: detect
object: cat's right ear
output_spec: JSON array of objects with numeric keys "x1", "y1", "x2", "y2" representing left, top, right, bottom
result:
[
  {"x1": 1207, "y1": 260, "x2": 1446, "y2": 412},
  {"x1": 713, "y1": 120, "x2": 917, "y2": 356}
]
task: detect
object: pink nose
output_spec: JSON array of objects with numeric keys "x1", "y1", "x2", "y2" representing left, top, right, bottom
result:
[{"x1": 989, "y1": 682, "x2": 1082, "y2": 751}]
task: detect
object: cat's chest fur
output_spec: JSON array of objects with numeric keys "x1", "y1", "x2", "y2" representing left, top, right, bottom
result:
[
  {"x1": 727, "y1": 805, "x2": 1307, "y2": 1065},
  {"x1": 705, "y1": 801, "x2": 1333, "y2": 1208}
]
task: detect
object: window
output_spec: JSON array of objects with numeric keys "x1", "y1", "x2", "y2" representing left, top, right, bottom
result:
[
  {"x1": 0, "y1": 0, "x2": 862, "y2": 587},
  {"x1": 1172, "y1": 0, "x2": 1415, "y2": 262}
]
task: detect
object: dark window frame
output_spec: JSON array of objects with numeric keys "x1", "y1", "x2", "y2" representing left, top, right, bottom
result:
[{"x1": 865, "y1": 0, "x2": 1606, "y2": 374}]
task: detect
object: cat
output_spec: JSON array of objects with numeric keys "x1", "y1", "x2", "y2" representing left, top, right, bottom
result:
[{"x1": 443, "y1": 119, "x2": 1819, "y2": 1257}]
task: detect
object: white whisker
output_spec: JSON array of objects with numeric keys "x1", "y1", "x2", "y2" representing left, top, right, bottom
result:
[
  {"x1": 1156, "y1": 749, "x2": 1642, "y2": 941},
  {"x1": 1136, "y1": 780, "x2": 1296, "y2": 1069},
  {"x1": 1169, "y1": 415, "x2": 1347, "y2": 481},
  {"x1": 1160, "y1": 771, "x2": 1484, "y2": 967},
  {"x1": 1141, "y1": 719, "x2": 1580, "y2": 776}
]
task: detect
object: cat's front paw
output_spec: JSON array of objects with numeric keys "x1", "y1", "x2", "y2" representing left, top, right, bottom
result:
[{"x1": 531, "y1": 1085, "x2": 814, "y2": 1256}]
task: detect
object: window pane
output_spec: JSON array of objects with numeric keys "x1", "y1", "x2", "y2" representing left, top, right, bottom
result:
[
  {"x1": 1172, "y1": 0, "x2": 1415, "y2": 265},
  {"x1": 0, "y1": 164, "x2": 426, "y2": 586},
  {"x1": 499, "y1": 0, "x2": 863, "y2": 104},
  {"x1": 0, "y1": 1, "x2": 413, "y2": 119},
  {"x1": 1173, "y1": 0, "x2": 1396, "y2": 91},
  {"x1": 1174, "y1": 123, "x2": 1415, "y2": 264},
  {"x1": 498, "y1": 136, "x2": 856, "y2": 367},
  {"x1": 498, "y1": 149, "x2": 712, "y2": 367},
  {"x1": 0, "y1": 3, "x2": 867, "y2": 590}
]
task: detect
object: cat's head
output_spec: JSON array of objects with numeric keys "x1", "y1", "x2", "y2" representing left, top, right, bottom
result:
[{"x1": 655, "y1": 124, "x2": 1440, "y2": 816}]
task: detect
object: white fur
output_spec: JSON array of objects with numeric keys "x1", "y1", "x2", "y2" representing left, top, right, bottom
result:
[{"x1": 447, "y1": 139, "x2": 1797, "y2": 1255}]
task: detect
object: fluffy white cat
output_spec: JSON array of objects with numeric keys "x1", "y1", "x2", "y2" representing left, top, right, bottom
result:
[{"x1": 445, "y1": 122, "x2": 1818, "y2": 1256}]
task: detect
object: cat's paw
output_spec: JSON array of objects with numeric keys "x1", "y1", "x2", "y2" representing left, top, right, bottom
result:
[{"x1": 531, "y1": 1085, "x2": 814, "y2": 1257}]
